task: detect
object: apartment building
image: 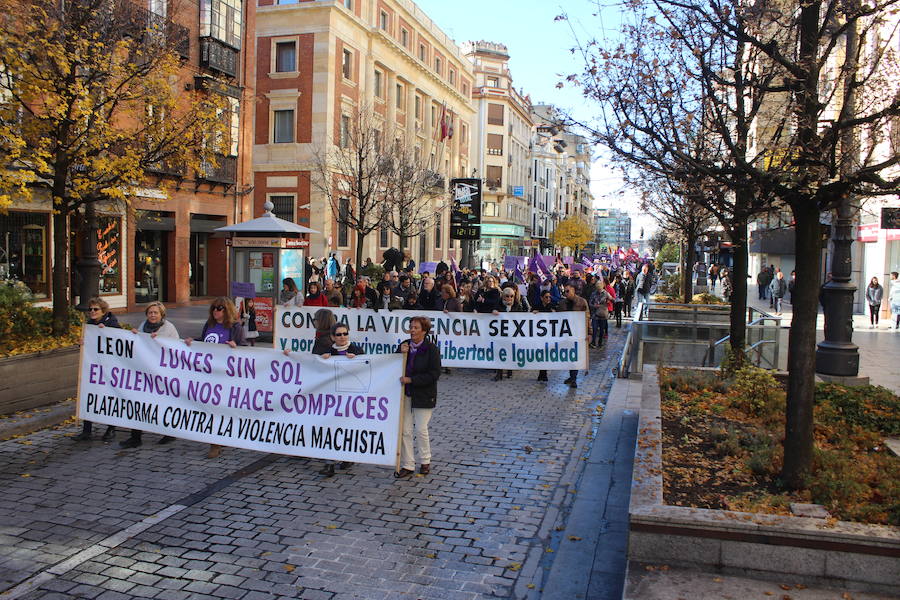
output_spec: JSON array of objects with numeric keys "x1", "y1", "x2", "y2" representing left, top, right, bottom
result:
[
  {"x1": 594, "y1": 208, "x2": 632, "y2": 249},
  {"x1": 0, "y1": 0, "x2": 256, "y2": 309},
  {"x1": 254, "y1": 0, "x2": 475, "y2": 264},
  {"x1": 461, "y1": 41, "x2": 534, "y2": 261}
]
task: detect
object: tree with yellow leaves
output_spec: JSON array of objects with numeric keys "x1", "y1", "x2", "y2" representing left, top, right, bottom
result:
[
  {"x1": 550, "y1": 216, "x2": 594, "y2": 254},
  {"x1": 0, "y1": 0, "x2": 225, "y2": 334}
]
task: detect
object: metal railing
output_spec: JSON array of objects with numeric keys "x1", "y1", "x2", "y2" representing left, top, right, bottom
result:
[{"x1": 619, "y1": 302, "x2": 782, "y2": 377}]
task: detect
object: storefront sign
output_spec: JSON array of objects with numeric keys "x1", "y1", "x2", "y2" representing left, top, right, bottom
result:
[
  {"x1": 858, "y1": 223, "x2": 900, "y2": 242},
  {"x1": 283, "y1": 238, "x2": 310, "y2": 248},
  {"x1": 449, "y1": 178, "x2": 482, "y2": 240},
  {"x1": 481, "y1": 223, "x2": 525, "y2": 237},
  {"x1": 279, "y1": 250, "x2": 305, "y2": 296},
  {"x1": 275, "y1": 307, "x2": 588, "y2": 371},
  {"x1": 78, "y1": 326, "x2": 403, "y2": 465},
  {"x1": 230, "y1": 237, "x2": 282, "y2": 248},
  {"x1": 512, "y1": 186, "x2": 525, "y2": 197}
]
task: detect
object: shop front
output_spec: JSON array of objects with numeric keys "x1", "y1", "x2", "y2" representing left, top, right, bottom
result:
[
  {"x1": 474, "y1": 223, "x2": 526, "y2": 263},
  {"x1": 0, "y1": 210, "x2": 51, "y2": 298}
]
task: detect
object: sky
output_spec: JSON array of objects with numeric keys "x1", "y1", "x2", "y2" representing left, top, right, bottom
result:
[{"x1": 414, "y1": 0, "x2": 657, "y2": 239}]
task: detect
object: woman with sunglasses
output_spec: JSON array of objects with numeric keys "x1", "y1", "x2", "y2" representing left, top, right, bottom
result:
[
  {"x1": 185, "y1": 297, "x2": 245, "y2": 458},
  {"x1": 74, "y1": 298, "x2": 120, "y2": 442},
  {"x1": 312, "y1": 322, "x2": 364, "y2": 476}
]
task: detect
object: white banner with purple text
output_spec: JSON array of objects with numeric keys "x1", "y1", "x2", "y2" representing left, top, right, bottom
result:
[
  {"x1": 275, "y1": 307, "x2": 588, "y2": 370},
  {"x1": 78, "y1": 325, "x2": 403, "y2": 466}
]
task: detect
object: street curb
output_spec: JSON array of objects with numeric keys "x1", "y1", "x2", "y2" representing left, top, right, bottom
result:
[{"x1": 0, "y1": 399, "x2": 76, "y2": 441}]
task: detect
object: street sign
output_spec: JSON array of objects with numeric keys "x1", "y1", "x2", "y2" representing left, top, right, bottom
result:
[
  {"x1": 449, "y1": 178, "x2": 482, "y2": 240},
  {"x1": 882, "y1": 207, "x2": 900, "y2": 229}
]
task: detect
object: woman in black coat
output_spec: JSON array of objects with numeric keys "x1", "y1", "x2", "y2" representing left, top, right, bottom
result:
[
  {"x1": 395, "y1": 316, "x2": 441, "y2": 478},
  {"x1": 74, "y1": 298, "x2": 120, "y2": 442},
  {"x1": 474, "y1": 276, "x2": 502, "y2": 313}
]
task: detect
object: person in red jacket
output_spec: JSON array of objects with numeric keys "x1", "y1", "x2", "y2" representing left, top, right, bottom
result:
[{"x1": 304, "y1": 281, "x2": 329, "y2": 307}]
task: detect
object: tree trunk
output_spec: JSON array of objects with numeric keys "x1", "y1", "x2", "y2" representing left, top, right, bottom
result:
[
  {"x1": 355, "y1": 230, "x2": 365, "y2": 271},
  {"x1": 51, "y1": 210, "x2": 70, "y2": 335},
  {"x1": 683, "y1": 233, "x2": 696, "y2": 303},
  {"x1": 781, "y1": 204, "x2": 821, "y2": 489},
  {"x1": 728, "y1": 218, "x2": 749, "y2": 357}
]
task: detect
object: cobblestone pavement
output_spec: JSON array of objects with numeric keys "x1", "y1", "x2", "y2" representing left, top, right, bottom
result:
[{"x1": 0, "y1": 329, "x2": 626, "y2": 600}]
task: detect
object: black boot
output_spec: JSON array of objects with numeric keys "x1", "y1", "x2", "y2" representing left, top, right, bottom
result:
[
  {"x1": 101, "y1": 425, "x2": 116, "y2": 442},
  {"x1": 120, "y1": 431, "x2": 142, "y2": 448},
  {"x1": 73, "y1": 422, "x2": 93, "y2": 441}
]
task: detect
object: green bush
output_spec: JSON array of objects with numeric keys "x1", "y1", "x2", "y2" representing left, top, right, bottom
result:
[
  {"x1": 732, "y1": 365, "x2": 783, "y2": 418},
  {"x1": 0, "y1": 280, "x2": 83, "y2": 354},
  {"x1": 815, "y1": 383, "x2": 900, "y2": 436}
]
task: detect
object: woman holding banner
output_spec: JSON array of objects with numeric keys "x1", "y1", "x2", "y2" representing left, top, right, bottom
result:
[
  {"x1": 186, "y1": 298, "x2": 245, "y2": 458},
  {"x1": 491, "y1": 287, "x2": 526, "y2": 381},
  {"x1": 313, "y1": 322, "x2": 364, "y2": 477},
  {"x1": 395, "y1": 316, "x2": 441, "y2": 478},
  {"x1": 74, "y1": 298, "x2": 120, "y2": 442},
  {"x1": 120, "y1": 302, "x2": 181, "y2": 448}
]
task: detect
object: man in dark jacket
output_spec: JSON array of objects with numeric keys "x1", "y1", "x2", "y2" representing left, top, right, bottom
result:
[
  {"x1": 769, "y1": 270, "x2": 787, "y2": 315},
  {"x1": 562, "y1": 283, "x2": 589, "y2": 388},
  {"x1": 418, "y1": 277, "x2": 439, "y2": 310},
  {"x1": 533, "y1": 289, "x2": 556, "y2": 382}
]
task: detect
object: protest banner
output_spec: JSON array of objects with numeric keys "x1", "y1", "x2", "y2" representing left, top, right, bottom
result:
[
  {"x1": 276, "y1": 307, "x2": 588, "y2": 370},
  {"x1": 78, "y1": 326, "x2": 404, "y2": 466}
]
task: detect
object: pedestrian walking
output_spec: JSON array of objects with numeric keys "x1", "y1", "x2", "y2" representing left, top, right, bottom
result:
[
  {"x1": 562, "y1": 283, "x2": 589, "y2": 388},
  {"x1": 612, "y1": 275, "x2": 625, "y2": 327},
  {"x1": 757, "y1": 267, "x2": 771, "y2": 300},
  {"x1": 866, "y1": 277, "x2": 884, "y2": 328},
  {"x1": 73, "y1": 298, "x2": 120, "y2": 442},
  {"x1": 589, "y1": 280, "x2": 612, "y2": 348},
  {"x1": 890, "y1": 272, "x2": 900, "y2": 330},
  {"x1": 769, "y1": 270, "x2": 787, "y2": 315},
  {"x1": 621, "y1": 271, "x2": 635, "y2": 318},
  {"x1": 720, "y1": 268, "x2": 733, "y2": 302},
  {"x1": 313, "y1": 322, "x2": 363, "y2": 477},
  {"x1": 185, "y1": 297, "x2": 245, "y2": 459},
  {"x1": 395, "y1": 316, "x2": 441, "y2": 478},
  {"x1": 120, "y1": 302, "x2": 181, "y2": 448},
  {"x1": 634, "y1": 263, "x2": 652, "y2": 311}
]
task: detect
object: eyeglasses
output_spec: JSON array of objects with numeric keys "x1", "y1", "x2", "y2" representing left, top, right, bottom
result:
[
  {"x1": 213, "y1": 305, "x2": 225, "y2": 311},
  {"x1": 88, "y1": 307, "x2": 102, "y2": 312},
  {"x1": 333, "y1": 332, "x2": 349, "y2": 336}
]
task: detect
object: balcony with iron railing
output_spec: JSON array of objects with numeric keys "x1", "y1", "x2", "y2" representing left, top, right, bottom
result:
[
  {"x1": 146, "y1": 159, "x2": 186, "y2": 177},
  {"x1": 200, "y1": 37, "x2": 239, "y2": 78},
  {"x1": 199, "y1": 155, "x2": 237, "y2": 184}
]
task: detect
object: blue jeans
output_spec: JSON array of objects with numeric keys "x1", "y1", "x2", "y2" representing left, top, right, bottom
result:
[
  {"x1": 773, "y1": 297, "x2": 783, "y2": 313},
  {"x1": 591, "y1": 315, "x2": 608, "y2": 345}
]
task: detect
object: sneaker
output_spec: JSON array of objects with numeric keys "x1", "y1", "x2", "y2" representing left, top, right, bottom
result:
[
  {"x1": 589, "y1": 343, "x2": 597, "y2": 349},
  {"x1": 419, "y1": 463, "x2": 430, "y2": 475}
]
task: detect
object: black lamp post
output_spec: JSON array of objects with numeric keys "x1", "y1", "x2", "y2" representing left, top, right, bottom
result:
[
  {"x1": 76, "y1": 199, "x2": 102, "y2": 312},
  {"x1": 815, "y1": 199, "x2": 860, "y2": 376}
]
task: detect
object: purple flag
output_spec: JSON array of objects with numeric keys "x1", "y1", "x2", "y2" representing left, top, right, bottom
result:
[
  {"x1": 527, "y1": 253, "x2": 547, "y2": 282},
  {"x1": 513, "y1": 264, "x2": 525, "y2": 283},
  {"x1": 450, "y1": 257, "x2": 462, "y2": 285}
]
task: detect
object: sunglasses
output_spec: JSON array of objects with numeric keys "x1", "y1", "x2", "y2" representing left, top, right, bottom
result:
[
  {"x1": 333, "y1": 332, "x2": 349, "y2": 336},
  {"x1": 88, "y1": 307, "x2": 102, "y2": 312},
  {"x1": 213, "y1": 305, "x2": 225, "y2": 311}
]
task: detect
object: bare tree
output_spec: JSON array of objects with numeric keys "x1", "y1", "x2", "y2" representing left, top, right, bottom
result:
[
  {"x1": 381, "y1": 137, "x2": 446, "y2": 251},
  {"x1": 565, "y1": 0, "x2": 900, "y2": 488},
  {"x1": 311, "y1": 106, "x2": 393, "y2": 267}
]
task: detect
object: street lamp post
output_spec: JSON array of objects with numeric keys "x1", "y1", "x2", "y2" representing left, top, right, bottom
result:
[
  {"x1": 815, "y1": 199, "x2": 860, "y2": 376},
  {"x1": 76, "y1": 199, "x2": 102, "y2": 312}
]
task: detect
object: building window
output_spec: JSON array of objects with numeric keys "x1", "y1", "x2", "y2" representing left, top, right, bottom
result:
[
  {"x1": 487, "y1": 133, "x2": 503, "y2": 156},
  {"x1": 275, "y1": 41, "x2": 296, "y2": 72},
  {"x1": 380, "y1": 226, "x2": 389, "y2": 248},
  {"x1": 400, "y1": 28, "x2": 409, "y2": 47},
  {"x1": 435, "y1": 216, "x2": 441, "y2": 249},
  {"x1": 342, "y1": 48, "x2": 353, "y2": 80},
  {"x1": 418, "y1": 43, "x2": 426, "y2": 61},
  {"x1": 338, "y1": 198, "x2": 350, "y2": 247},
  {"x1": 379, "y1": 10, "x2": 389, "y2": 31},
  {"x1": 1, "y1": 211, "x2": 50, "y2": 298},
  {"x1": 270, "y1": 196, "x2": 295, "y2": 222},
  {"x1": 487, "y1": 76, "x2": 499, "y2": 87},
  {"x1": 488, "y1": 103, "x2": 504, "y2": 126},
  {"x1": 434, "y1": 57, "x2": 441, "y2": 75},
  {"x1": 449, "y1": 70, "x2": 456, "y2": 86},
  {"x1": 486, "y1": 165, "x2": 502, "y2": 189},
  {"x1": 462, "y1": 82, "x2": 469, "y2": 97},
  {"x1": 395, "y1": 83, "x2": 404, "y2": 110},
  {"x1": 414, "y1": 95, "x2": 422, "y2": 119},
  {"x1": 340, "y1": 114, "x2": 350, "y2": 148},
  {"x1": 97, "y1": 216, "x2": 122, "y2": 295},
  {"x1": 200, "y1": 0, "x2": 242, "y2": 49},
  {"x1": 344, "y1": 0, "x2": 353, "y2": 9},
  {"x1": 374, "y1": 70, "x2": 383, "y2": 99},
  {"x1": 273, "y1": 109, "x2": 294, "y2": 143}
]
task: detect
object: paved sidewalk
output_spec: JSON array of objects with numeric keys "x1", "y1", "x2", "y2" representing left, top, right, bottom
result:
[{"x1": 0, "y1": 329, "x2": 628, "y2": 600}]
